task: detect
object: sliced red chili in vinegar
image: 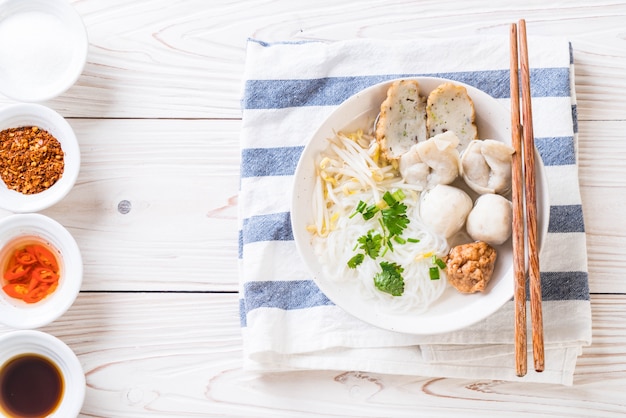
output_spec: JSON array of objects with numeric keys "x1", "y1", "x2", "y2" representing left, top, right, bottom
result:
[
  {"x1": 31, "y1": 266, "x2": 59, "y2": 283},
  {"x1": 29, "y1": 244, "x2": 59, "y2": 271},
  {"x1": 23, "y1": 284, "x2": 50, "y2": 303},
  {"x1": 2, "y1": 243, "x2": 60, "y2": 303},
  {"x1": 27, "y1": 276, "x2": 39, "y2": 292},
  {"x1": 3, "y1": 262, "x2": 31, "y2": 281},
  {"x1": 15, "y1": 248, "x2": 38, "y2": 265},
  {"x1": 2, "y1": 283, "x2": 29, "y2": 299}
]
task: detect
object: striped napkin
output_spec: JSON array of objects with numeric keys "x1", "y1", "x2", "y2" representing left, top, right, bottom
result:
[{"x1": 238, "y1": 36, "x2": 591, "y2": 385}]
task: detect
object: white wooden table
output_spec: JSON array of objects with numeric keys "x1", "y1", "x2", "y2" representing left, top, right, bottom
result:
[{"x1": 1, "y1": 1, "x2": 625, "y2": 416}]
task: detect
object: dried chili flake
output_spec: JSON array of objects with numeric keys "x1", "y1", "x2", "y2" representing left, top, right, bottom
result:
[{"x1": 0, "y1": 126, "x2": 65, "y2": 194}]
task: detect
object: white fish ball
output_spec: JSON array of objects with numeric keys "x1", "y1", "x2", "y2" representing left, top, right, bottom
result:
[
  {"x1": 420, "y1": 184, "x2": 473, "y2": 238},
  {"x1": 466, "y1": 193, "x2": 512, "y2": 245}
]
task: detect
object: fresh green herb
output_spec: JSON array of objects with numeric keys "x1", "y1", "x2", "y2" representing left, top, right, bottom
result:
[
  {"x1": 393, "y1": 236, "x2": 406, "y2": 245},
  {"x1": 381, "y1": 199, "x2": 409, "y2": 240},
  {"x1": 347, "y1": 190, "x2": 418, "y2": 295},
  {"x1": 357, "y1": 231, "x2": 382, "y2": 259},
  {"x1": 350, "y1": 200, "x2": 368, "y2": 218},
  {"x1": 391, "y1": 189, "x2": 406, "y2": 202},
  {"x1": 373, "y1": 261, "x2": 405, "y2": 296},
  {"x1": 429, "y1": 266, "x2": 440, "y2": 280},
  {"x1": 433, "y1": 256, "x2": 447, "y2": 270},
  {"x1": 351, "y1": 191, "x2": 409, "y2": 247},
  {"x1": 362, "y1": 204, "x2": 380, "y2": 220},
  {"x1": 347, "y1": 253, "x2": 364, "y2": 269},
  {"x1": 350, "y1": 200, "x2": 380, "y2": 220},
  {"x1": 429, "y1": 255, "x2": 446, "y2": 280},
  {"x1": 382, "y1": 190, "x2": 397, "y2": 207}
]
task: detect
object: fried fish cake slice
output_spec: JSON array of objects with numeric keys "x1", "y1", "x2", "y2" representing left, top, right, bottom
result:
[
  {"x1": 375, "y1": 79, "x2": 427, "y2": 160},
  {"x1": 426, "y1": 82, "x2": 478, "y2": 151}
]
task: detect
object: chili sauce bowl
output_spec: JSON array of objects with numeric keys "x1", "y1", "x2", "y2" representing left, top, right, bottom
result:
[
  {"x1": 0, "y1": 213, "x2": 82, "y2": 329},
  {"x1": 0, "y1": 330, "x2": 85, "y2": 417},
  {"x1": 0, "y1": 103, "x2": 81, "y2": 213},
  {"x1": 0, "y1": 0, "x2": 89, "y2": 102}
]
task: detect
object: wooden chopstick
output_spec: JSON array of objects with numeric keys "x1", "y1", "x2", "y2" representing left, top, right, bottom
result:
[
  {"x1": 510, "y1": 19, "x2": 544, "y2": 376},
  {"x1": 509, "y1": 22, "x2": 527, "y2": 377},
  {"x1": 518, "y1": 19, "x2": 545, "y2": 373}
]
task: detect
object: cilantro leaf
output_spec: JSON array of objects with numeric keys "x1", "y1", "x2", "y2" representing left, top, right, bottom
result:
[
  {"x1": 347, "y1": 253, "x2": 364, "y2": 268},
  {"x1": 373, "y1": 261, "x2": 405, "y2": 296},
  {"x1": 381, "y1": 200, "x2": 409, "y2": 238},
  {"x1": 347, "y1": 190, "x2": 413, "y2": 297},
  {"x1": 357, "y1": 231, "x2": 382, "y2": 259}
]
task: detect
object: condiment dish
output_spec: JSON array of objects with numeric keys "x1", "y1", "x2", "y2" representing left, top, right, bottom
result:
[
  {"x1": 0, "y1": 213, "x2": 82, "y2": 329},
  {"x1": 0, "y1": 330, "x2": 85, "y2": 417},
  {"x1": 0, "y1": 0, "x2": 89, "y2": 102},
  {"x1": 0, "y1": 103, "x2": 81, "y2": 213}
]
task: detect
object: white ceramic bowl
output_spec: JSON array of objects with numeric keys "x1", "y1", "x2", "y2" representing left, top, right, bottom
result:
[
  {"x1": 0, "y1": 103, "x2": 81, "y2": 213},
  {"x1": 0, "y1": 330, "x2": 85, "y2": 417},
  {"x1": 0, "y1": 213, "x2": 82, "y2": 329},
  {"x1": 0, "y1": 0, "x2": 88, "y2": 102},
  {"x1": 291, "y1": 77, "x2": 549, "y2": 335}
]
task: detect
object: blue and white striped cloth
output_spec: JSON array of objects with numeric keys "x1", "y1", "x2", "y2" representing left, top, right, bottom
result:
[{"x1": 238, "y1": 36, "x2": 591, "y2": 385}]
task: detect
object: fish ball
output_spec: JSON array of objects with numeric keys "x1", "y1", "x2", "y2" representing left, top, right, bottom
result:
[
  {"x1": 466, "y1": 193, "x2": 512, "y2": 245},
  {"x1": 420, "y1": 184, "x2": 472, "y2": 238}
]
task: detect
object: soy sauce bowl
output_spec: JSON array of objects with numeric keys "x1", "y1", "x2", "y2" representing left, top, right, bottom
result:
[
  {"x1": 0, "y1": 213, "x2": 82, "y2": 329},
  {"x1": 0, "y1": 330, "x2": 85, "y2": 418}
]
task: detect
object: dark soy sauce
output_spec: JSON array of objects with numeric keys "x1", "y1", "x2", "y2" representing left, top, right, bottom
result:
[{"x1": 0, "y1": 354, "x2": 64, "y2": 418}]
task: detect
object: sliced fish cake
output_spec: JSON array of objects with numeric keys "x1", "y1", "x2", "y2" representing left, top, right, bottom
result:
[
  {"x1": 375, "y1": 79, "x2": 427, "y2": 160},
  {"x1": 426, "y1": 82, "x2": 478, "y2": 150}
]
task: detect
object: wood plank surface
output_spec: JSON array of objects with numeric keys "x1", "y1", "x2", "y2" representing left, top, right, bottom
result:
[
  {"x1": 48, "y1": 119, "x2": 240, "y2": 291},
  {"x1": 2, "y1": 119, "x2": 240, "y2": 291},
  {"x1": 1, "y1": 293, "x2": 625, "y2": 417},
  {"x1": 0, "y1": 0, "x2": 624, "y2": 121}
]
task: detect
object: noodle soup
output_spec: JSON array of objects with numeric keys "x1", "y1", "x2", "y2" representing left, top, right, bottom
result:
[{"x1": 291, "y1": 77, "x2": 547, "y2": 334}]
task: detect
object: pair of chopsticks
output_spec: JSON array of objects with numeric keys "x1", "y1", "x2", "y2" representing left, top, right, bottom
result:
[{"x1": 509, "y1": 19, "x2": 544, "y2": 377}]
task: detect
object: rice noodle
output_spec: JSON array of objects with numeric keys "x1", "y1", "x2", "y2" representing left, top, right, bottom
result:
[{"x1": 310, "y1": 131, "x2": 449, "y2": 314}]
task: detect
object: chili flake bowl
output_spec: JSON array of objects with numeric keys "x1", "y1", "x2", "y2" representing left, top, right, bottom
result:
[
  {"x1": 0, "y1": 213, "x2": 83, "y2": 329},
  {"x1": 0, "y1": 330, "x2": 86, "y2": 417},
  {"x1": 0, "y1": 103, "x2": 81, "y2": 213},
  {"x1": 0, "y1": 0, "x2": 89, "y2": 102}
]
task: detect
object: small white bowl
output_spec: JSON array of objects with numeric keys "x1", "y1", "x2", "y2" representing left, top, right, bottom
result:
[
  {"x1": 0, "y1": 330, "x2": 86, "y2": 417},
  {"x1": 0, "y1": 0, "x2": 89, "y2": 102},
  {"x1": 0, "y1": 103, "x2": 81, "y2": 213},
  {"x1": 0, "y1": 213, "x2": 82, "y2": 329}
]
